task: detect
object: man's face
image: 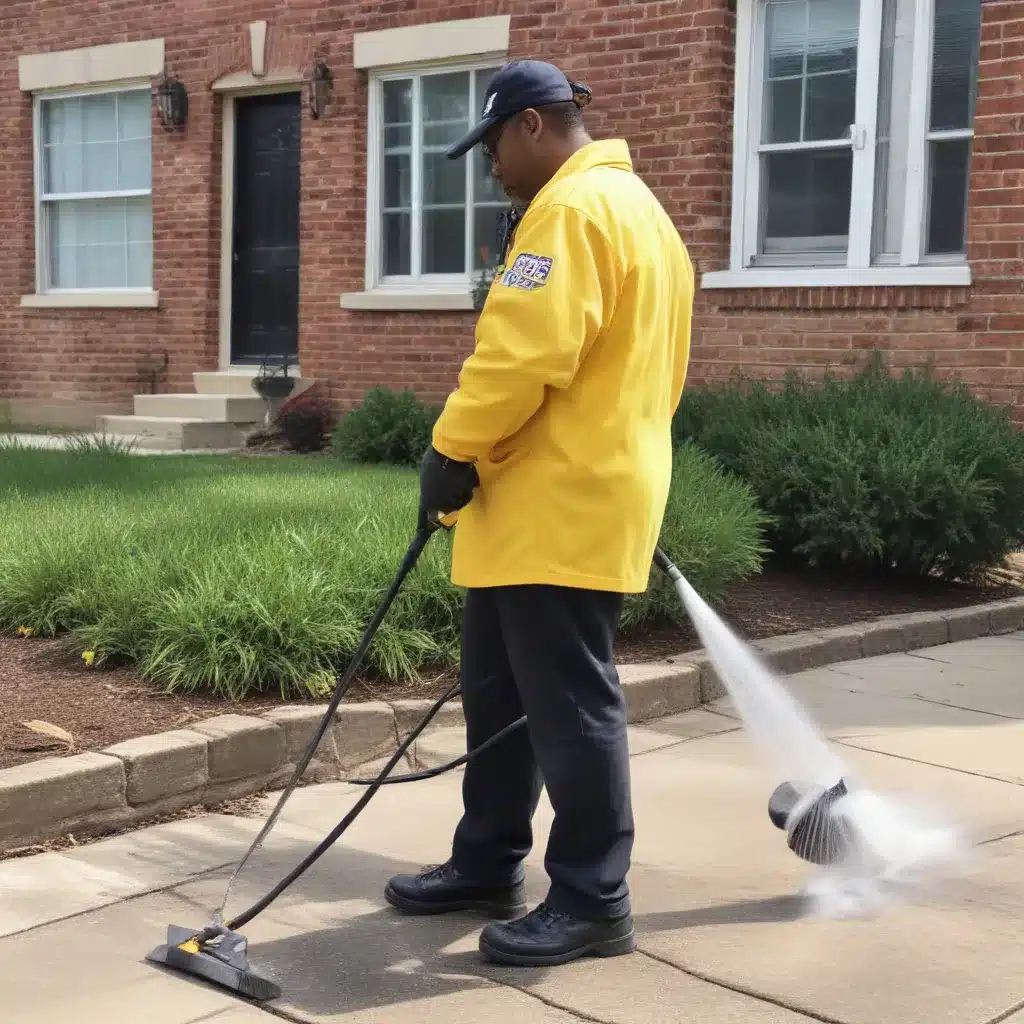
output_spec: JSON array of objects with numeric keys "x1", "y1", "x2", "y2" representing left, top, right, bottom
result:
[{"x1": 481, "y1": 111, "x2": 544, "y2": 205}]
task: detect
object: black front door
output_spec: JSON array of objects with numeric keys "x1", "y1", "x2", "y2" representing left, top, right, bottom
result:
[{"x1": 231, "y1": 92, "x2": 300, "y2": 365}]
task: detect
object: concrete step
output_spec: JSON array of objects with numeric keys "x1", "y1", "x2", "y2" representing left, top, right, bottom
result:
[
  {"x1": 97, "y1": 416, "x2": 255, "y2": 451},
  {"x1": 193, "y1": 370, "x2": 312, "y2": 397},
  {"x1": 133, "y1": 393, "x2": 266, "y2": 422}
]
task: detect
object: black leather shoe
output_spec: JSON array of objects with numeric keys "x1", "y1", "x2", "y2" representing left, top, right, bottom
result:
[
  {"x1": 384, "y1": 861, "x2": 527, "y2": 918},
  {"x1": 479, "y1": 901, "x2": 636, "y2": 966}
]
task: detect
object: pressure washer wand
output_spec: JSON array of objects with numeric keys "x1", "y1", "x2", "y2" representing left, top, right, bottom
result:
[{"x1": 197, "y1": 505, "x2": 445, "y2": 940}]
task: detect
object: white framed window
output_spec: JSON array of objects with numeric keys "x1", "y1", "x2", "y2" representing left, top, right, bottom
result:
[
  {"x1": 363, "y1": 59, "x2": 510, "y2": 292},
  {"x1": 32, "y1": 83, "x2": 154, "y2": 294},
  {"x1": 703, "y1": 0, "x2": 981, "y2": 289}
]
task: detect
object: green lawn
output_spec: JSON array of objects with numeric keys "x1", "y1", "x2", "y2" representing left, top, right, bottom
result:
[{"x1": 0, "y1": 442, "x2": 767, "y2": 700}]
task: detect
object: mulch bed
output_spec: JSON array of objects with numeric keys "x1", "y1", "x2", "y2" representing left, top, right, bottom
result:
[{"x1": 2, "y1": 560, "x2": 1021, "y2": 772}]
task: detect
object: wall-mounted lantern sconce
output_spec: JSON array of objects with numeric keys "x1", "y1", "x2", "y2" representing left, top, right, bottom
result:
[
  {"x1": 155, "y1": 73, "x2": 188, "y2": 130},
  {"x1": 306, "y1": 61, "x2": 333, "y2": 120}
]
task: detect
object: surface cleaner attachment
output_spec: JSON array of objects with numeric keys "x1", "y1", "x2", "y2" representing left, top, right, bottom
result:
[
  {"x1": 146, "y1": 924, "x2": 281, "y2": 1001},
  {"x1": 768, "y1": 777, "x2": 859, "y2": 866}
]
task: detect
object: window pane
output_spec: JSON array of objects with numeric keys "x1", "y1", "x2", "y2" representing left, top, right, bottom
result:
[
  {"x1": 46, "y1": 197, "x2": 134, "y2": 288},
  {"x1": 872, "y1": 0, "x2": 915, "y2": 259},
  {"x1": 384, "y1": 125, "x2": 410, "y2": 149},
  {"x1": 804, "y1": 71, "x2": 856, "y2": 140},
  {"x1": 423, "y1": 122, "x2": 464, "y2": 147},
  {"x1": 44, "y1": 139, "x2": 83, "y2": 194},
  {"x1": 926, "y1": 138, "x2": 971, "y2": 253},
  {"x1": 422, "y1": 151, "x2": 465, "y2": 206},
  {"x1": 127, "y1": 243, "x2": 153, "y2": 288},
  {"x1": 117, "y1": 138, "x2": 151, "y2": 190},
  {"x1": 761, "y1": 148, "x2": 852, "y2": 254},
  {"x1": 930, "y1": 0, "x2": 981, "y2": 132},
  {"x1": 42, "y1": 98, "x2": 83, "y2": 194},
  {"x1": 82, "y1": 94, "x2": 117, "y2": 142},
  {"x1": 806, "y1": 0, "x2": 858, "y2": 74},
  {"x1": 383, "y1": 80, "x2": 412, "y2": 125},
  {"x1": 117, "y1": 91, "x2": 151, "y2": 140},
  {"x1": 422, "y1": 72, "x2": 471, "y2": 123},
  {"x1": 125, "y1": 195, "x2": 152, "y2": 244},
  {"x1": 126, "y1": 196, "x2": 153, "y2": 288},
  {"x1": 422, "y1": 209, "x2": 464, "y2": 273},
  {"x1": 764, "y1": 0, "x2": 859, "y2": 144},
  {"x1": 767, "y1": 1, "x2": 806, "y2": 78},
  {"x1": 383, "y1": 212, "x2": 411, "y2": 276},
  {"x1": 766, "y1": 78, "x2": 803, "y2": 144},
  {"x1": 79, "y1": 243, "x2": 126, "y2": 288},
  {"x1": 42, "y1": 98, "x2": 80, "y2": 145},
  {"x1": 383, "y1": 154, "x2": 411, "y2": 209},
  {"x1": 83, "y1": 141, "x2": 118, "y2": 191}
]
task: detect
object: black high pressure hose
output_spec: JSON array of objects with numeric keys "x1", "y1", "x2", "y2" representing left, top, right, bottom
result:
[{"x1": 197, "y1": 520, "x2": 678, "y2": 942}]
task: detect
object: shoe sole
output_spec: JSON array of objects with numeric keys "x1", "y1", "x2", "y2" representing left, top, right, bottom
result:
[
  {"x1": 478, "y1": 930, "x2": 637, "y2": 967},
  {"x1": 384, "y1": 882, "x2": 527, "y2": 919}
]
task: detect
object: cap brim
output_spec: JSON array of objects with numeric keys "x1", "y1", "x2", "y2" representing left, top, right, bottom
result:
[{"x1": 445, "y1": 116, "x2": 500, "y2": 159}]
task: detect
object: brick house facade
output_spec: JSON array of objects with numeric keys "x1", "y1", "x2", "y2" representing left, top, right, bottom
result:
[{"x1": 0, "y1": 0, "x2": 1018, "y2": 439}]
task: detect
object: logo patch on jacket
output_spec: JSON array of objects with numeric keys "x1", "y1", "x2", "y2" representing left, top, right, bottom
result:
[{"x1": 501, "y1": 253, "x2": 553, "y2": 291}]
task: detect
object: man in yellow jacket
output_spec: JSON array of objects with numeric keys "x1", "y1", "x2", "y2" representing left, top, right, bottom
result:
[{"x1": 384, "y1": 59, "x2": 694, "y2": 967}]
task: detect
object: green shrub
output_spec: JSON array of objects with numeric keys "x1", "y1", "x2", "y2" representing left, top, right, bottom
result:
[
  {"x1": 673, "y1": 356, "x2": 1024, "y2": 580},
  {"x1": 332, "y1": 386, "x2": 440, "y2": 466},
  {"x1": 0, "y1": 446, "x2": 767, "y2": 699}
]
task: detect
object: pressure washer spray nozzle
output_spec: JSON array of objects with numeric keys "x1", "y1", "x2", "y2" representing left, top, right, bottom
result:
[{"x1": 768, "y1": 777, "x2": 860, "y2": 866}]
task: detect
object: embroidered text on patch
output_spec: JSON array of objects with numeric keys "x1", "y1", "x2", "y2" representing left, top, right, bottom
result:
[{"x1": 500, "y1": 253, "x2": 554, "y2": 291}]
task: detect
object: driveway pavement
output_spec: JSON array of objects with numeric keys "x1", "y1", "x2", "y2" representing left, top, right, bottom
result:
[{"x1": 3, "y1": 633, "x2": 1024, "y2": 1023}]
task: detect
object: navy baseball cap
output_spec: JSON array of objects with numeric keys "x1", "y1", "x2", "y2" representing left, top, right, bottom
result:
[{"x1": 445, "y1": 59, "x2": 585, "y2": 160}]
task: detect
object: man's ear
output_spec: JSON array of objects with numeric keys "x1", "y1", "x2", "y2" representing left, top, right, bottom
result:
[{"x1": 519, "y1": 108, "x2": 543, "y2": 141}]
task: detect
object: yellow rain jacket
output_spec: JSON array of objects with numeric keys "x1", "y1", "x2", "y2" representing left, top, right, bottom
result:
[{"x1": 432, "y1": 138, "x2": 693, "y2": 593}]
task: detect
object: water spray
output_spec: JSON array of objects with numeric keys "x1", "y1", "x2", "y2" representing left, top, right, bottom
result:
[{"x1": 653, "y1": 547, "x2": 963, "y2": 909}]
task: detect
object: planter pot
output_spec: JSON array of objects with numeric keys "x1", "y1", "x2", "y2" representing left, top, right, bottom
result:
[{"x1": 252, "y1": 376, "x2": 296, "y2": 400}]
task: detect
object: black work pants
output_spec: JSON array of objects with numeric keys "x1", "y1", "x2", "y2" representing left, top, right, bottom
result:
[{"x1": 449, "y1": 584, "x2": 634, "y2": 922}]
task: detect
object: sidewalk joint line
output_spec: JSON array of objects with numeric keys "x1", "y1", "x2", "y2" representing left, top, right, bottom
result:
[
  {"x1": 902, "y1": 694, "x2": 1021, "y2": 721},
  {"x1": 629, "y1": 726, "x2": 743, "y2": 761},
  {"x1": 489, "y1": 978, "x2": 613, "y2": 1023},
  {"x1": 833, "y1": 737, "x2": 1024, "y2": 788},
  {"x1": 979, "y1": 828, "x2": 1024, "y2": 847},
  {"x1": 0, "y1": 859, "x2": 239, "y2": 940},
  {"x1": 984, "y1": 996, "x2": 1024, "y2": 1024},
  {"x1": 638, "y1": 948, "x2": 848, "y2": 1023}
]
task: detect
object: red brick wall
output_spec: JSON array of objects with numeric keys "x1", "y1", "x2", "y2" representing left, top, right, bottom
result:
[{"x1": 0, "y1": 0, "x2": 1021, "y2": 427}]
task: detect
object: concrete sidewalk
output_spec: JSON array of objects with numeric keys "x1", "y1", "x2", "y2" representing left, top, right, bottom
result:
[{"x1": 3, "y1": 633, "x2": 1024, "y2": 1023}]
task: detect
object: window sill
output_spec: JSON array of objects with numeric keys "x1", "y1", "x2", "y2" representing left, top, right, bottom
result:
[
  {"x1": 339, "y1": 289, "x2": 474, "y2": 312},
  {"x1": 700, "y1": 265, "x2": 972, "y2": 290},
  {"x1": 21, "y1": 290, "x2": 159, "y2": 309}
]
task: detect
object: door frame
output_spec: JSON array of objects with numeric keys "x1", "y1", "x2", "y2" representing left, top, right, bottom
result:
[{"x1": 216, "y1": 75, "x2": 304, "y2": 372}]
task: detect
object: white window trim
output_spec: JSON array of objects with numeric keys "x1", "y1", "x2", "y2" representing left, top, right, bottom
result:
[
  {"x1": 27, "y1": 79, "x2": 158, "y2": 307},
  {"x1": 342, "y1": 52, "x2": 508, "y2": 309},
  {"x1": 702, "y1": 0, "x2": 974, "y2": 291}
]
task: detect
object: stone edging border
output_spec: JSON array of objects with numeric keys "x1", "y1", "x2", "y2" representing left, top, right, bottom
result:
[{"x1": 2, "y1": 596, "x2": 1023, "y2": 855}]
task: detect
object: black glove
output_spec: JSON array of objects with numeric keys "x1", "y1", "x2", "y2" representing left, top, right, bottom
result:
[{"x1": 419, "y1": 445, "x2": 479, "y2": 515}]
